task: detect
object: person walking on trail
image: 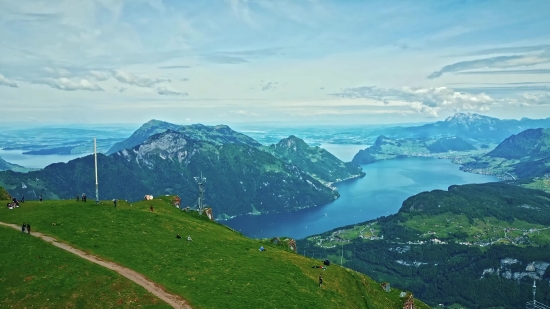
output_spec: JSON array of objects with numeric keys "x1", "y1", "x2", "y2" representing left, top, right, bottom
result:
[
  {"x1": 39, "y1": 195, "x2": 43, "y2": 203},
  {"x1": 21, "y1": 195, "x2": 25, "y2": 203},
  {"x1": 113, "y1": 199, "x2": 117, "y2": 207},
  {"x1": 26, "y1": 223, "x2": 31, "y2": 234},
  {"x1": 21, "y1": 223, "x2": 26, "y2": 233},
  {"x1": 319, "y1": 274, "x2": 323, "y2": 287}
]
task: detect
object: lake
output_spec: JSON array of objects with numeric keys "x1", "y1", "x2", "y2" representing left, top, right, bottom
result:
[
  {"x1": 0, "y1": 149, "x2": 89, "y2": 169},
  {"x1": 223, "y1": 157, "x2": 499, "y2": 239}
]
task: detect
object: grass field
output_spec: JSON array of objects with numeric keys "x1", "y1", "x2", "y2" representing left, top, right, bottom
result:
[
  {"x1": 0, "y1": 197, "x2": 430, "y2": 309},
  {"x1": 402, "y1": 212, "x2": 550, "y2": 245},
  {"x1": 0, "y1": 225, "x2": 170, "y2": 309}
]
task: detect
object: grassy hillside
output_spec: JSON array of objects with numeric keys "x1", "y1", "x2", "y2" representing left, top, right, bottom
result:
[
  {"x1": 0, "y1": 197, "x2": 430, "y2": 309},
  {"x1": 0, "y1": 225, "x2": 170, "y2": 309}
]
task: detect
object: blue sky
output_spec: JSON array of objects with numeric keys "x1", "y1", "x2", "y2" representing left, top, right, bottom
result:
[{"x1": 0, "y1": 0, "x2": 549, "y2": 125}]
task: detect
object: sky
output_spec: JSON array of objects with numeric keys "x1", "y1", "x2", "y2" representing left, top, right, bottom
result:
[{"x1": 0, "y1": 0, "x2": 549, "y2": 126}]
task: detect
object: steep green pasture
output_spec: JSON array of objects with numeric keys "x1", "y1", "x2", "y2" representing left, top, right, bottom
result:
[
  {"x1": 0, "y1": 198, "x2": 430, "y2": 309},
  {"x1": 0, "y1": 225, "x2": 170, "y2": 309}
]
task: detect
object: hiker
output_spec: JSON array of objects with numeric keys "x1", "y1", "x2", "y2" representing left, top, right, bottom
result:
[
  {"x1": 176, "y1": 234, "x2": 182, "y2": 239},
  {"x1": 21, "y1": 223, "x2": 26, "y2": 233},
  {"x1": 39, "y1": 195, "x2": 43, "y2": 203},
  {"x1": 21, "y1": 195, "x2": 24, "y2": 203},
  {"x1": 150, "y1": 205, "x2": 154, "y2": 212},
  {"x1": 113, "y1": 199, "x2": 117, "y2": 207},
  {"x1": 27, "y1": 223, "x2": 31, "y2": 234},
  {"x1": 82, "y1": 193, "x2": 86, "y2": 202},
  {"x1": 187, "y1": 235, "x2": 192, "y2": 241},
  {"x1": 76, "y1": 195, "x2": 79, "y2": 202},
  {"x1": 319, "y1": 274, "x2": 323, "y2": 287},
  {"x1": 12, "y1": 197, "x2": 19, "y2": 207}
]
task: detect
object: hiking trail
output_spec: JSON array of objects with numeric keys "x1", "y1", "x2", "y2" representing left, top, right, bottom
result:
[{"x1": 0, "y1": 222, "x2": 191, "y2": 309}]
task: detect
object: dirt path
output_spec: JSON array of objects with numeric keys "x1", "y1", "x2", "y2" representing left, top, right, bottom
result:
[{"x1": 0, "y1": 222, "x2": 191, "y2": 309}]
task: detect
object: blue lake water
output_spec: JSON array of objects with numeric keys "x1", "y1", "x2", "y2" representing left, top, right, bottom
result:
[
  {"x1": 0, "y1": 149, "x2": 88, "y2": 169},
  {"x1": 223, "y1": 157, "x2": 498, "y2": 239}
]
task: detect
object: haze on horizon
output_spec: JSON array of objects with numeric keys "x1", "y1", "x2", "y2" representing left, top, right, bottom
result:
[{"x1": 0, "y1": 0, "x2": 549, "y2": 127}]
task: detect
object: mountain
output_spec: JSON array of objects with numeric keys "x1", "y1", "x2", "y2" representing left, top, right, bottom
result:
[
  {"x1": 0, "y1": 157, "x2": 35, "y2": 173},
  {"x1": 106, "y1": 120, "x2": 261, "y2": 155},
  {"x1": 461, "y1": 128, "x2": 550, "y2": 179},
  {"x1": 369, "y1": 113, "x2": 550, "y2": 143},
  {"x1": 0, "y1": 197, "x2": 431, "y2": 309},
  {"x1": 0, "y1": 130, "x2": 342, "y2": 219},
  {"x1": 352, "y1": 135, "x2": 478, "y2": 165},
  {"x1": 268, "y1": 135, "x2": 365, "y2": 185},
  {"x1": 297, "y1": 182, "x2": 550, "y2": 309}
]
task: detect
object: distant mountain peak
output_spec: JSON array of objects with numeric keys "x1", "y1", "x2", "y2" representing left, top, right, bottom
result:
[{"x1": 275, "y1": 135, "x2": 309, "y2": 151}]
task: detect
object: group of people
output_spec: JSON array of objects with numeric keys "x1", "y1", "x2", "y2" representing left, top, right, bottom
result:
[
  {"x1": 77, "y1": 193, "x2": 87, "y2": 202},
  {"x1": 7, "y1": 195, "x2": 43, "y2": 209},
  {"x1": 21, "y1": 223, "x2": 31, "y2": 234},
  {"x1": 176, "y1": 234, "x2": 192, "y2": 241}
]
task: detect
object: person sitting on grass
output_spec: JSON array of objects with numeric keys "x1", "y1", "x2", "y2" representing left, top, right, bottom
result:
[{"x1": 177, "y1": 234, "x2": 182, "y2": 239}]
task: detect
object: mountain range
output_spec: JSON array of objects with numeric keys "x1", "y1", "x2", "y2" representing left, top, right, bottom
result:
[
  {"x1": 0, "y1": 122, "x2": 364, "y2": 218},
  {"x1": 368, "y1": 113, "x2": 550, "y2": 143},
  {"x1": 0, "y1": 157, "x2": 34, "y2": 173}
]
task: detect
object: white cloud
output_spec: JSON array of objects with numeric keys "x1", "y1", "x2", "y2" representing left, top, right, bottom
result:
[
  {"x1": 43, "y1": 67, "x2": 72, "y2": 77},
  {"x1": 156, "y1": 86, "x2": 188, "y2": 96},
  {"x1": 112, "y1": 70, "x2": 170, "y2": 87},
  {"x1": 429, "y1": 51, "x2": 550, "y2": 78},
  {"x1": 331, "y1": 86, "x2": 496, "y2": 117},
  {"x1": 0, "y1": 74, "x2": 18, "y2": 87},
  {"x1": 34, "y1": 78, "x2": 103, "y2": 91},
  {"x1": 89, "y1": 70, "x2": 111, "y2": 81}
]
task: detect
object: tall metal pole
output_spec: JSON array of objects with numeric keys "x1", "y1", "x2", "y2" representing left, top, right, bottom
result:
[
  {"x1": 533, "y1": 280, "x2": 536, "y2": 303},
  {"x1": 94, "y1": 137, "x2": 99, "y2": 203}
]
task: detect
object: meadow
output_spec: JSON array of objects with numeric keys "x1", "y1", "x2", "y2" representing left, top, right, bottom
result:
[{"x1": 0, "y1": 197, "x2": 430, "y2": 309}]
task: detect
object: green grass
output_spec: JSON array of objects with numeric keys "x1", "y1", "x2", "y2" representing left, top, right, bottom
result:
[
  {"x1": 401, "y1": 212, "x2": 550, "y2": 245},
  {"x1": 0, "y1": 225, "x2": 170, "y2": 309},
  {"x1": 0, "y1": 198, "x2": 431, "y2": 309}
]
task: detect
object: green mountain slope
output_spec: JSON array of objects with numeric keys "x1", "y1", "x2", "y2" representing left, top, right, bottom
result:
[
  {"x1": 0, "y1": 131, "x2": 339, "y2": 218},
  {"x1": 0, "y1": 157, "x2": 35, "y2": 173},
  {"x1": 268, "y1": 135, "x2": 365, "y2": 185},
  {"x1": 0, "y1": 225, "x2": 170, "y2": 309},
  {"x1": 0, "y1": 197, "x2": 431, "y2": 309},
  {"x1": 462, "y1": 128, "x2": 550, "y2": 179},
  {"x1": 352, "y1": 136, "x2": 478, "y2": 165},
  {"x1": 107, "y1": 120, "x2": 261, "y2": 155},
  {"x1": 0, "y1": 186, "x2": 11, "y2": 200},
  {"x1": 298, "y1": 182, "x2": 550, "y2": 309}
]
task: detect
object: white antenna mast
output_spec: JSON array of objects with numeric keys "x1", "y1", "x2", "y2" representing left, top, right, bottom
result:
[{"x1": 94, "y1": 137, "x2": 99, "y2": 203}]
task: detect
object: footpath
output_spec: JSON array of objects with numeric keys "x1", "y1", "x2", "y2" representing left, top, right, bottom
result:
[{"x1": 0, "y1": 222, "x2": 191, "y2": 309}]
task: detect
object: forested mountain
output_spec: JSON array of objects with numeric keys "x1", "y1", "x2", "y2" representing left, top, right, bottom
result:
[
  {"x1": 352, "y1": 135, "x2": 477, "y2": 165},
  {"x1": 297, "y1": 182, "x2": 550, "y2": 309},
  {"x1": 268, "y1": 135, "x2": 365, "y2": 184},
  {"x1": 462, "y1": 128, "x2": 550, "y2": 179},
  {"x1": 0, "y1": 130, "x2": 365, "y2": 219},
  {"x1": 0, "y1": 157, "x2": 34, "y2": 173},
  {"x1": 106, "y1": 120, "x2": 261, "y2": 155}
]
